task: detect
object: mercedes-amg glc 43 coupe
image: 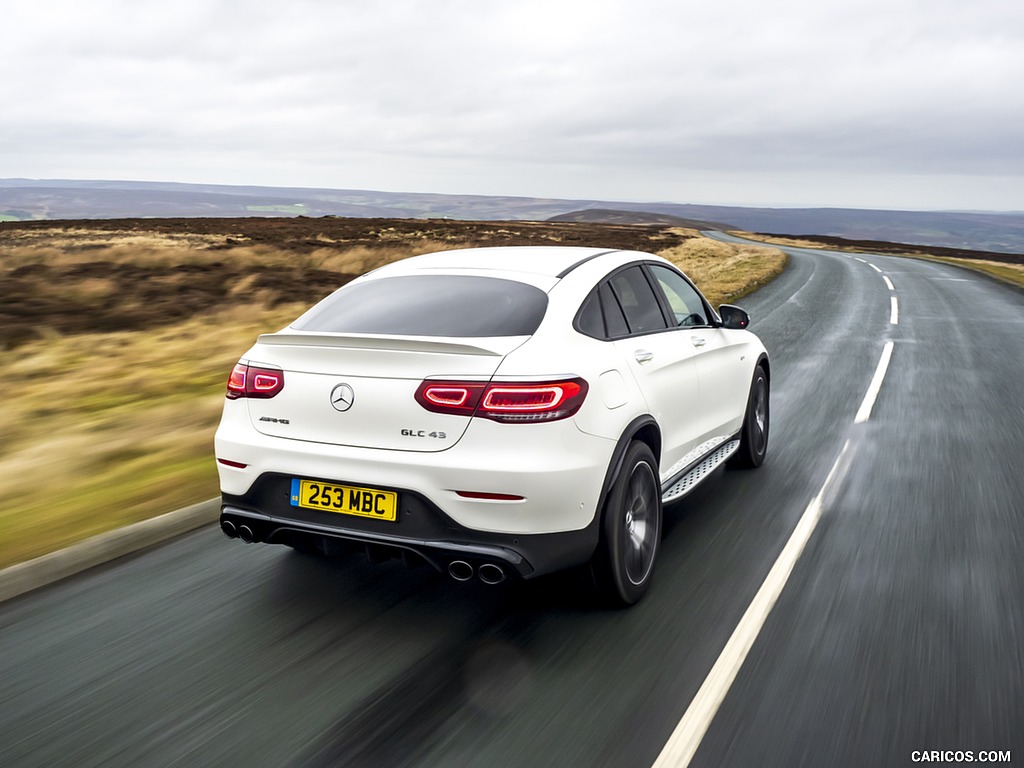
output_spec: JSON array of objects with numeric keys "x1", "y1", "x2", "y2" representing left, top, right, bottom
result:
[{"x1": 216, "y1": 246, "x2": 769, "y2": 605}]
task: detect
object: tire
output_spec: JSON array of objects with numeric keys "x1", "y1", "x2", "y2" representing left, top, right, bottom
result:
[
  {"x1": 728, "y1": 365, "x2": 769, "y2": 469},
  {"x1": 590, "y1": 441, "x2": 662, "y2": 606}
]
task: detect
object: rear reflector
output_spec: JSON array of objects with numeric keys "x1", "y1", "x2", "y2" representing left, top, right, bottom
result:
[
  {"x1": 217, "y1": 458, "x2": 248, "y2": 469},
  {"x1": 226, "y1": 363, "x2": 285, "y2": 399},
  {"x1": 455, "y1": 491, "x2": 525, "y2": 501},
  {"x1": 415, "y1": 378, "x2": 588, "y2": 423}
]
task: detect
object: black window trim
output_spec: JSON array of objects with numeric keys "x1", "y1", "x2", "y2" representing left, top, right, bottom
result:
[
  {"x1": 572, "y1": 260, "x2": 721, "y2": 341},
  {"x1": 555, "y1": 249, "x2": 619, "y2": 279},
  {"x1": 600, "y1": 279, "x2": 631, "y2": 338}
]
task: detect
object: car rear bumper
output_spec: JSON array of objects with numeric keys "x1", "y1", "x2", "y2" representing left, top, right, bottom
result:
[
  {"x1": 215, "y1": 406, "x2": 615, "y2": 535},
  {"x1": 219, "y1": 473, "x2": 601, "y2": 579}
]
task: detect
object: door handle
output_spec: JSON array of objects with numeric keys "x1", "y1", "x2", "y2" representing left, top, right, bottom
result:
[
  {"x1": 691, "y1": 336, "x2": 706, "y2": 348},
  {"x1": 634, "y1": 349, "x2": 654, "y2": 364}
]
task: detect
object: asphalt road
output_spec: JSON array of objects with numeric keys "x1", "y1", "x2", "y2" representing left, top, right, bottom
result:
[{"x1": 2, "y1": 239, "x2": 1022, "y2": 768}]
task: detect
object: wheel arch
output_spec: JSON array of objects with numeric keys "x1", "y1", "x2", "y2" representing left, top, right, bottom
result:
[{"x1": 597, "y1": 415, "x2": 662, "y2": 515}]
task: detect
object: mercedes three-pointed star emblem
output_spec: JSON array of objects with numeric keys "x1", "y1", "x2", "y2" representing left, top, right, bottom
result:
[{"x1": 330, "y1": 382, "x2": 355, "y2": 412}]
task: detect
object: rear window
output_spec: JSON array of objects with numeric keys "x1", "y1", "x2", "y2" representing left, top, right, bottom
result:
[{"x1": 292, "y1": 275, "x2": 548, "y2": 337}]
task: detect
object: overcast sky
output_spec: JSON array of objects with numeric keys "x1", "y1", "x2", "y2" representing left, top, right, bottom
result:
[{"x1": 3, "y1": 0, "x2": 1023, "y2": 211}]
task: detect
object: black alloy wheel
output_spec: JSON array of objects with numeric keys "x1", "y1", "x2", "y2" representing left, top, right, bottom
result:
[
  {"x1": 591, "y1": 441, "x2": 662, "y2": 606},
  {"x1": 728, "y1": 366, "x2": 769, "y2": 469}
]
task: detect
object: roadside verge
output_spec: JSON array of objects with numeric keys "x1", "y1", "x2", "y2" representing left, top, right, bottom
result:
[{"x1": 0, "y1": 499, "x2": 219, "y2": 604}]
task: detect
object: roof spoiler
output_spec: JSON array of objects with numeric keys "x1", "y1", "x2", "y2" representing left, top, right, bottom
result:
[{"x1": 256, "y1": 332, "x2": 522, "y2": 357}]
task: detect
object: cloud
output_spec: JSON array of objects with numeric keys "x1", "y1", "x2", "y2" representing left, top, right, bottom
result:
[{"x1": 3, "y1": 0, "x2": 1023, "y2": 209}]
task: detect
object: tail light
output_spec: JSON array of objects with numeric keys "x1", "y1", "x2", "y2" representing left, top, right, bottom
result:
[
  {"x1": 415, "y1": 378, "x2": 588, "y2": 423},
  {"x1": 226, "y1": 363, "x2": 285, "y2": 399}
]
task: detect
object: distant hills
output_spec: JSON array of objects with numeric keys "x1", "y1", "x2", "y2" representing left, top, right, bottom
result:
[
  {"x1": 2, "y1": 178, "x2": 1022, "y2": 254},
  {"x1": 0, "y1": 179, "x2": 587, "y2": 221},
  {"x1": 547, "y1": 208, "x2": 732, "y2": 230},
  {"x1": 550, "y1": 204, "x2": 1024, "y2": 255}
]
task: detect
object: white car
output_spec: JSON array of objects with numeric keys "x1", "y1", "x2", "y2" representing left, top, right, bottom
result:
[{"x1": 215, "y1": 246, "x2": 769, "y2": 605}]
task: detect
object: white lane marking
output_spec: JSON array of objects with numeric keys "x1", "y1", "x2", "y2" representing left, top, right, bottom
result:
[
  {"x1": 652, "y1": 440, "x2": 853, "y2": 768},
  {"x1": 854, "y1": 341, "x2": 895, "y2": 424},
  {"x1": 854, "y1": 257, "x2": 867, "y2": 263},
  {"x1": 868, "y1": 263, "x2": 883, "y2": 273},
  {"x1": 882, "y1": 275, "x2": 894, "y2": 291},
  {"x1": 890, "y1": 297, "x2": 899, "y2": 325}
]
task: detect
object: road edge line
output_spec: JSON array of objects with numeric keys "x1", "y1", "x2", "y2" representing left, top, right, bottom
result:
[
  {"x1": 0, "y1": 498, "x2": 219, "y2": 604},
  {"x1": 652, "y1": 440, "x2": 852, "y2": 768}
]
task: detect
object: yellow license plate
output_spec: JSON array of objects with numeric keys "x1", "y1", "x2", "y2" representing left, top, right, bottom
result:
[{"x1": 290, "y1": 479, "x2": 398, "y2": 522}]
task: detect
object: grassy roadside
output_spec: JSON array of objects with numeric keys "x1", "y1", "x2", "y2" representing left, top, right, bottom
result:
[
  {"x1": 1, "y1": 305, "x2": 306, "y2": 566},
  {"x1": 0, "y1": 230, "x2": 785, "y2": 569},
  {"x1": 659, "y1": 230, "x2": 788, "y2": 305},
  {"x1": 733, "y1": 231, "x2": 1024, "y2": 290},
  {"x1": 897, "y1": 255, "x2": 1024, "y2": 289}
]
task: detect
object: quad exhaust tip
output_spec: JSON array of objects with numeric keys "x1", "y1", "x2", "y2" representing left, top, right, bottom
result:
[
  {"x1": 221, "y1": 519, "x2": 256, "y2": 543},
  {"x1": 448, "y1": 560, "x2": 474, "y2": 582},
  {"x1": 448, "y1": 560, "x2": 506, "y2": 584},
  {"x1": 478, "y1": 563, "x2": 506, "y2": 585}
]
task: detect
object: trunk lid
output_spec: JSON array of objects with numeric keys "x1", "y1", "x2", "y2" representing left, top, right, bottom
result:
[{"x1": 243, "y1": 331, "x2": 524, "y2": 452}]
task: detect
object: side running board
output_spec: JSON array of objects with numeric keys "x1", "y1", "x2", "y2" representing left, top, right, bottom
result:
[{"x1": 661, "y1": 439, "x2": 740, "y2": 504}]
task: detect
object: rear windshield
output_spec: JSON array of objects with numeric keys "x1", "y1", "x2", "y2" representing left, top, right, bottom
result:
[{"x1": 292, "y1": 275, "x2": 549, "y2": 337}]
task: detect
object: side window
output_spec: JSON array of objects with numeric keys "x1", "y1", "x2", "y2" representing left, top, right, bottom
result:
[
  {"x1": 608, "y1": 267, "x2": 668, "y2": 335},
  {"x1": 648, "y1": 265, "x2": 709, "y2": 328},
  {"x1": 575, "y1": 284, "x2": 630, "y2": 339},
  {"x1": 599, "y1": 283, "x2": 629, "y2": 338},
  {"x1": 576, "y1": 291, "x2": 604, "y2": 338}
]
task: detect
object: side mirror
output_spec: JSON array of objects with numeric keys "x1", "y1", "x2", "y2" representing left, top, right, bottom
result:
[{"x1": 719, "y1": 304, "x2": 751, "y2": 330}]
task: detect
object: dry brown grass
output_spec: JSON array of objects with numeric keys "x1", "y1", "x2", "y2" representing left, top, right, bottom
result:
[
  {"x1": 0, "y1": 304, "x2": 306, "y2": 567},
  {"x1": 0, "y1": 240, "x2": 433, "y2": 348},
  {"x1": 0, "y1": 238, "x2": 451, "y2": 272},
  {"x1": 659, "y1": 233, "x2": 788, "y2": 306},
  {"x1": 729, "y1": 232, "x2": 830, "y2": 250},
  {"x1": 915, "y1": 256, "x2": 1024, "y2": 287}
]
